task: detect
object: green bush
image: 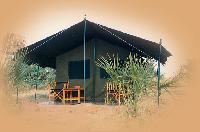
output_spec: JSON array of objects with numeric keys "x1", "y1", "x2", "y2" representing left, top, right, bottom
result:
[{"x1": 96, "y1": 53, "x2": 156, "y2": 116}]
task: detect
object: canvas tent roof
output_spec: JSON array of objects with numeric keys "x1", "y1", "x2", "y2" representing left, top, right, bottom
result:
[{"x1": 25, "y1": 20, "x2": 172, "y2": 68}]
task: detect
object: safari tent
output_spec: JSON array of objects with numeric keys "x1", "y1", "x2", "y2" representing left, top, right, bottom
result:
[{"x1": 25, "y1": 20, "x2": 171, "y2": 102}]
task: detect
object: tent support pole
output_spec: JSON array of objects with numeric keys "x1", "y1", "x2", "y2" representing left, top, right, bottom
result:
[
  {"x1": 16, "y1": 86, "x2": 18, "y2": 104},
  {"x1": 92, "y1": 39, "x2": 96, "y2": 102},
  {"x1": 157, "y1": 39, "x2": 162, "y2": 106},
  {"x1": 83, "y1": 15, "x2": 87, "y2": 103},
  {"x1": 35, "y1": 65, "x2": 39, "y2": 101}
]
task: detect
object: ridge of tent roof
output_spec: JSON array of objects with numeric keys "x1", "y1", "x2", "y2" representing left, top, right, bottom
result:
[{"x1": 25, "y1": 20, "x2": 172, "y2": 68}]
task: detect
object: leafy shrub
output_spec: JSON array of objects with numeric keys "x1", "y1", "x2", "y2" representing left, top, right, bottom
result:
[{"x1": 96, "y1": 53, "x2": 156, "y2": 116}]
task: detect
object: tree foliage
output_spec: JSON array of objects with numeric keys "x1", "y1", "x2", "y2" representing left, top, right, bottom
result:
[{"x1": 7, "y1": 48, "x2": 56, "y2": 91}]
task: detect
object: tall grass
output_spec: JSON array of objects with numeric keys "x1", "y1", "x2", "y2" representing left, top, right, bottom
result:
[
  {"x1": 96, "y1": 53, "x2": 187, "y2": 117},
  {"x1": 96, "y1": 53, "x2": 156, "y2": 116},
  {"x1": 0, "y1": 43, "x2": 10, "y2": 98}
]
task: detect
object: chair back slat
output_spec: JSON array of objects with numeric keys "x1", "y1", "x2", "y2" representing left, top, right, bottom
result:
[
  {"x1": 48, "y1": 81, "x2": 70, "y2": 101},
  {"x1": 105, "y1": 81, "x2": 124, "y2": 105}
]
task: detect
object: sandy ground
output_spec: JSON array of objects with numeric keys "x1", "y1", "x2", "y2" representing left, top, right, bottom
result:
[
  {"x1": 0, "y1": 75, "x2": 199, "y2": 132},
  {"x1": 0, "y1": 89, "x2": 174, "y2": 132}
]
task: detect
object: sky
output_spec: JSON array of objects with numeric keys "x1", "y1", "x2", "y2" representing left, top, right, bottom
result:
[{"x1": 1, "y1": 0, "x2": 199, "y2": 77}]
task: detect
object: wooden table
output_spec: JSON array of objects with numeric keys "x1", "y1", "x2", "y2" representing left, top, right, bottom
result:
[{"x1": 62, "y1": 86, "x2": 81, "y2": 104}]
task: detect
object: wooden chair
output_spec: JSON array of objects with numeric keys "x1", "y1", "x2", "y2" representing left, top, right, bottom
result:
[
  {"x1": 48, "y1": 81, "x2": 69, "y2": 102},
  {"x1": 47, "y1": 83, "x2": 55, "y2": 101},
  {"x1": 62, "y1": 85, "x2": 81, "y2": 104},
  {"x1": 105, "y1": 82, "x2": 124, "y2": 105}
]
